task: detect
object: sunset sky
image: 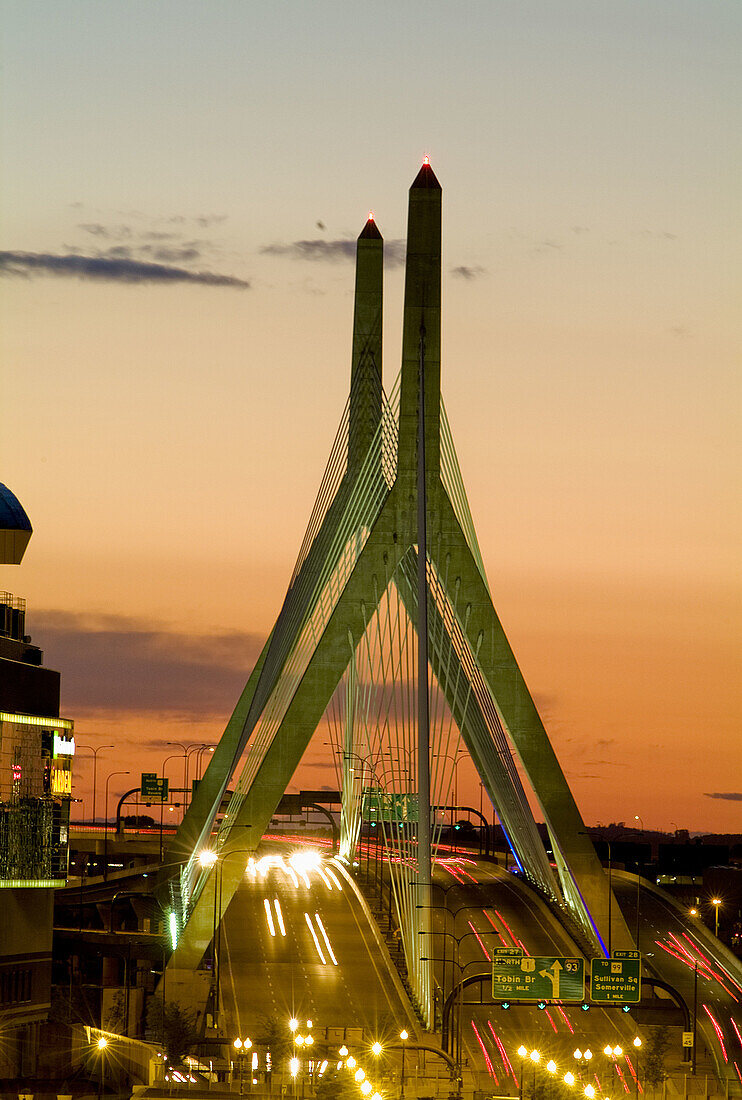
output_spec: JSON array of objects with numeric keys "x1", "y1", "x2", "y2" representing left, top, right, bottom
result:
[{"x1": 1, "y1": 2, "x2": 740, "y2": 833}]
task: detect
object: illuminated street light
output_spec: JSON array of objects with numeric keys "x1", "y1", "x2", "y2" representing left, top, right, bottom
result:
[
  {"x1": 530, "y1": 1050, "x2": 541, "y2": 1063},
  {"x1": 371, "y1": 1042, "x2": 383, "y2": 1056},
  {"x1": 289, "y1": 1018, "x2": 299, "y2": 1032},
  {"x1": 354, "y1": 1069, "x2": 365, "y2": 1082},
  {"x1": 198, "y1": 849, "x2": 218, "y2": 868},
  {"x1": 400, "y1": 1030, "x2": 408, "y2": 1042},
  {"x1": 564, "y1": 1073, "x2": 576, "y2": 1087},
  {"x1": 339, "y1": 1046, "x2": 349, "y2": 1057},
  {"x1": 97, "y1": 1036, "x2": 108, "y2": 1050},
  {"x1": 361, "y1": 1082, "x2": 372, "y2": 1096},
  {"x1": 294, "y1": 1035, "x2": 304, "y2": 1047},
  {"x1": 633, "y1": 1038, "x2": 642, "y2": 1049},
  {"x1": 290, "y1": 1058, "x2": 300, "y2": 1078},
  {"x1": 305, "y1": 1036, "x2": 314, "y2": 1047},
  {"x1": 518, "y1": 1047, "x2": 528, "y2": 1059},
  {"x1": 585, "y1": 1087, "x2": 595, "y2": 1099},
  {"x1": 547, "y1": 1061, "x2": 557, "y2": 1074},
  {"x1": 711, "y1": 898, "x2": 722, "y2": 937},
  {"x1": 347, "y1": 1056, "x2": 357, "y2": 1070}
]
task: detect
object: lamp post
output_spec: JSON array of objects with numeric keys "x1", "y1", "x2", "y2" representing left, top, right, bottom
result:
[
  {"x1": 399, "y1": 1030, "x2": 408, "y2": 1098},
  {"x1": 234, "y1": 1037, "x2": 253, "y2": 1095},
  {"x1": 711, "y1": 897, "x2": 722, "y2": 937},
  {"x1": 96, "y1": 1035, "x2": 108, "y2": 1100},
  {"x1": 78, "y1": 744, "x2": 114, "y2": 823},
  {"x1": 166, "y1": 741, "x2": 189, "y2": 790},
  {"x1": 103, "y1": 770, "x2": 130, "y2": 880},
  {"x1": 632, "y1": 1036, "x2": 642, "y2": 1097},
  {"x1": 198, "y1": 839, "x2": 253, "y2": 1031},
  {"x1": 633, "y1": 815, "x2": 645, "y2": 949}
]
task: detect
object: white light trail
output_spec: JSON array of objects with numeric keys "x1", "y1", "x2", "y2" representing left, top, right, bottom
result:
[
  {"x1": 264, "y1": 898, "x2": 276, "y2": 936},
  {"x1": 304, "y1": 912, "x2": 326, "y2": 963},
  {"x1": 274, "y1": 898, "x2": 286, "y2": 936},
  {"x1": 315, "y1": 913, "x2": 338, "y2": 965},
  {"x1": 316, "y1": 865, "x2": 333, "y2": 889},
  {"x1": 326, "y1": 868, "x2": 342, "y2": 891}
]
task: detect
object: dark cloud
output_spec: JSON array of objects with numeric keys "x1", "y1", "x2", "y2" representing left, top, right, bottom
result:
[
  {"x1": 0, "y1": 250, "x2": 249, "y2": 288},
  {"x1": 450, "y1": 264, "x2": 486, "y2": 280},
  {"x1": 261, "y1": 238, "x2": 406, "y2": 268},
  {"x1": 704, "y1": 792, "x2": 742, "y2": 802},
  {"x1": 78, "y1": 223, "x2": 132, "y2": 240},
  {"x1": 34, "y1": 610, "x2": 264, "y2": 716}
]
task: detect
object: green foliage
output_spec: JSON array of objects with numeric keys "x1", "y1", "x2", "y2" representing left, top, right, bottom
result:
[
  {"x1": 146, "y1": 997, "x2": 199, "y2": 1066},
  {"x1": 643, "y1": 1027, "x2": 671, "y2": 1087},
  {"x1": 315, "y1": 1067, "x2": 359, "y2": 1100},
  {"x1": 258, "y1": 1015, "x2": 292, "y2": 1066},
  {"x1": 103, "y1": 990, "x2": 126, "y2": 1034}
]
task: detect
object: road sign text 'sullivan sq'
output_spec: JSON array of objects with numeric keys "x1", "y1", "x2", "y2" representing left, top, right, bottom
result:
[{"x1": 590, "y1": 954, "x2": 642, "y2": 1003}]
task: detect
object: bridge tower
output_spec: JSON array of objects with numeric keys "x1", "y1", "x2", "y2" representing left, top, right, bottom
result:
[{"x1": 164, "y1": 161, "x2": 633, "y2": 1029}]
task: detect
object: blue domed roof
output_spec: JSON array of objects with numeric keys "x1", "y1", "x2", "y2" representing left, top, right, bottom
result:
[{"x1": 0, "y1": 483, "x2": 32, "y2": 532}]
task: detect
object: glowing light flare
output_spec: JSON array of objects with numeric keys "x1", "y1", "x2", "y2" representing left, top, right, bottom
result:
[
  {"x1": 564, "y1": 1073, "x2": 576, "y2": 1087},
  {"x1": 346, "y1": 1056, "x2": 357, "y2": 1069},
  {"x1": 584, "y1": 1086, "x2": 595, "y2": 1098},
  {"x1": 423, "y1": 154, "x2": 430, "y2": 165},
  {"x1": 354, "y1": 1069, "x2": 365, "y2": 1082},
  {"x1": 371, "y1": 1042, "x2": 382, "y2": 1056},
  {"x1": 198, "y1": 849, "x2": 218, "y2": 868},
  {"x1": 547, "y1": 1061, "x2": 557, "y2": 1074},
  {"x1": 290, "y1": 1058, "x2": 300, "y2": 1077},
  {"x1": 289, "y1": 1018, "x2": 299, "y2": 1032},
  {"x1": 361, "y1": 1081, "x2": 372, "y2": 1095},
  {"x1": 518, "y1": 1047, "x2": 528, "y2": 1059},
  {"x1": 97, "y1": 1037, "x2": 108, "y2": 1050}
]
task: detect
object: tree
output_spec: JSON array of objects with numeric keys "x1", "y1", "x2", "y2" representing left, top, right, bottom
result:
[
  {"x1": 643, "y1": 1027, "x2": 671, "y2": 1090},
  {"x1": 146, "y1": 997, "x2": 199, "y2": 1066}
]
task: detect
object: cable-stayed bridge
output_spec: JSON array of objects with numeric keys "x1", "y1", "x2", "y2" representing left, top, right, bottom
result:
[{"x1": 141, "y1": 163, "x2": 741, "y2": 1088}]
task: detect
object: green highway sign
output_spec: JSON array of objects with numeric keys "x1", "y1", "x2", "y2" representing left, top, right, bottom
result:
[
  {"x1": 362, "y1": 788, "x2": 419, "y2": 823},
  {"x1": 140, "y1": 772, "x2": 169, "y2": 801},
  {"x1": 590, "y1": 956, "x2": 642, "y2": 1003},
  {"x1": 492, "y1": 955, "x2": 584, "y2": 1002}
]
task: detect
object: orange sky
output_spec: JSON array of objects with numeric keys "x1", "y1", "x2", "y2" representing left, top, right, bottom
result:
[{"x1": 1, "y1": 2, "x2": 740, "y2": 833}]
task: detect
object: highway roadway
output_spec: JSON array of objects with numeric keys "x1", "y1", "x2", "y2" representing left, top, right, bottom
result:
[{"x1": 215, "y1": 838, "x2": 741, "y2": 1097}]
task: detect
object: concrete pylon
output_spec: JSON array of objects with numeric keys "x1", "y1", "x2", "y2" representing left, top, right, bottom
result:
[{"x1": 166, "y1": 162, "x2": 632, "y2": 994}]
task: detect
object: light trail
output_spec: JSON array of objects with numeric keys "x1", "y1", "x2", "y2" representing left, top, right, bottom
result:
[
  {"x1": 543, "y1": 1007, "x2": 558, "y2": 1033},
  {"x1": 486, "y1": 1021, "x2": 517, "y2": 1083},
  {"x1": 467, "y1": 919, "x2": 491, "y2": 961},
  {"x1": 470, "y1": 1021, "x2": 497, "y2": 1081},
  {"x1": 730, "y1": 1017, "x2": 742, "y2": 1049},
  {"x1": 326, "y1": 867, "x2": 343, "y2": 890},
  {"x1": 274, "y1": 898, "x2": 286, "y2": 937},
  {"x1": 264, "y1": 898, "x2": 276, "y2": 937},
  {"x1": 703, "y1": 1005, "x2": 728, "y2": 1062},
  {"x1": 614, "y1": 1064, "x2": 629, "y2": 1093},
  {"x1": 482, "y1": 910, "x2": 509, "y2": 946},
  {"x1": 315, "y1": 913, "x2": 338, "y2": 965},
  {"x1": 304, "y1": 912, "x2": 327, "y2": 963},
  {"x1": 556, "y1": 1005, "x2": 574, "y2": 1033}
]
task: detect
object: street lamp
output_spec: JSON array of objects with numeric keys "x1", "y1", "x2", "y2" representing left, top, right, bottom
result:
[
  {"x1": 400, "y1": 1029, "x2": 408, "y2": 1098},
  {"x1": 95, "y1": 1034, "x2": 108, "y2": 1100},
  {"x1": 103, "y1": 770, "x2": 130, "y2": 880},
  {"x1": 77, "y1": 744, "x2": 114, "y2": 823},
  {"x1": 711, "y1": 897, "x2": 722, "y2": 937},
  {"x1": 632, "y1": 1037, "x2": 642, "y2": 1098},
  {"x1": 233, "y1": 1037, "x2": 253, "y2": 1095}
]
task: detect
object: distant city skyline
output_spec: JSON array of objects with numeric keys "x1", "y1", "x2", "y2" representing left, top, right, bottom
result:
[{"x1": 1, "y1": 1, "x2": 739, "y2": 832}]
